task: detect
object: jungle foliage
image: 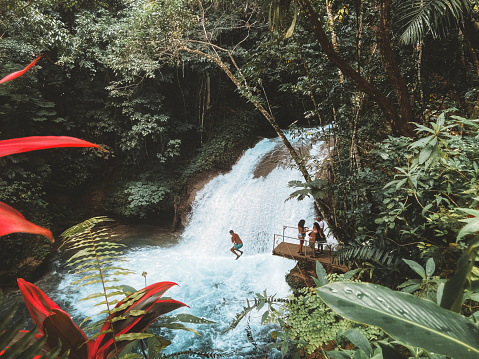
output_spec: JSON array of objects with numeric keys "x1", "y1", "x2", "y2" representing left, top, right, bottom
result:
[{"x1": 2, "y1": 0, "x2": 479, "y2": 358}]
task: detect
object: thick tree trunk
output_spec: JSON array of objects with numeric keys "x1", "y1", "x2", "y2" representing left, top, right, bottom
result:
[
  {"x1": 297, "y1": 0, "x2": 413, "y2": 136},
  {"x1": 460, "y1": 23, "x2": 479, "y2": 117},
  {"x1": 326, "y1": 1, "x2": 344, "y2": 83},
  {"x1": 377, "y1": 0, "x2": 414, "y2": 135}
]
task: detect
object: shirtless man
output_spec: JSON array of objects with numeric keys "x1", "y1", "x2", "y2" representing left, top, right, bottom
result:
[{"x1": 229, "y1": 230, "x2": 243, "y2": 260}]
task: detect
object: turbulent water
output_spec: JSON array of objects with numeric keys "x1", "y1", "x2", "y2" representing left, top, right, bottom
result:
[{"x1": 10, "y1": 135, "x2": 329, "y2": 357}]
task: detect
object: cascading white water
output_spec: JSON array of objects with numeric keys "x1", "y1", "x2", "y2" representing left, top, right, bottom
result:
[{"x1": 41, "y1": 135, "x2": 326, "y2": 357}]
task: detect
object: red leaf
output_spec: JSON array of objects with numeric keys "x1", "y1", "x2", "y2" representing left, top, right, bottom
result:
[
  {"x1": 17, "y1": 280, "x2": 92, "y2": 358},
  {"x1": 92, "y1": 282, "x2": 187, "y2": 359},
  {"x1": 0, "y1": 136, "x2": 100, "y2": 158},
  {"x1": 0, "y1": 202, "x2": 53, "y2": 241},
  {"x1": 43, "y1": 309, "x2": 92, "y2": 359},
  {"x1": 0, "y1": 55, "x2": 44, "y2": 84},
  {"x1": 17, "y1": 278, "x2": 62, "y2": 334}
]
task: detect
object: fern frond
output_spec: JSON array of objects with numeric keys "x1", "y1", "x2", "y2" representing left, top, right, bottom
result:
[
  {"x1": 220, "y1": 306, "x2": 254, "y2": 334},
  {"x1": 59, "y1": 216, "x2": 135, "y2": 341},
  {"x1": 94, "y1": 299, "x2": 122, "y2": 307},
  {"x1": 222, "y1": 293, "x2": 292, "y2": 334},
  {"x1": 59, "y1": 216, "x2": 114, "y2": 243}
]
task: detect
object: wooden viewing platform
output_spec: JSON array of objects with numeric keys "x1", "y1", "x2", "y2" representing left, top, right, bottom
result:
[{"x1": 272, "y1": 226, "x2": 349, "y2": 273}]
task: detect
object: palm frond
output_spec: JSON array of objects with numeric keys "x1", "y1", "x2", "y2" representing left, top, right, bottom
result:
[
  {"x1": 334, "y1": 239, "x2": 398, "y2": 267},
  {"x1": 286, "y1": 179, "x2": 326, "y2": 202},
  {"x1": 393, "y1": 0, "x2": 472, "y2": 45}
]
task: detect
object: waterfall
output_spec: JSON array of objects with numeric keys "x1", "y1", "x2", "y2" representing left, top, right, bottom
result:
[
  {"x1": 181, "y1": 137, "x2": 315, "y2": 254},
  {"x1": 15, "y1": 135, "x2": 324, "y2": 357}
]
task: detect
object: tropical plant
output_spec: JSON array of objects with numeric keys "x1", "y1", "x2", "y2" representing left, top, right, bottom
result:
[
  {"x1": 0, "y1": 56, "x2": 102, "y2": 239},
  {"x1": 225, "y1": 262, "x2": 382, "y2": 357},
  {"x1": 398, "y1": 258, "x2": 445, "y2": 302},
  {"x1": 17, "y1": 277, "x2": 186, "y2": 359},
  {"x1": 0, "y1": 136, "x2": 101, "y2": 239},
  {"x1": 0, "y1": 288, "x2": 67, "y2": 359},
  {"x1": 325, "y1": 328, "x2": 405, "y2": 359},
  {"x1": 393, "y1": 0, "x2": 473, "y2": 45},
  {"x1": 328, "y1": 110, "x2": 479, "y2": 287},
  {"x1": 316, "y1": 237, "x2": 479, "y2": 359},
  {"x1": 58, "y1": 216, "x2": 217, "y2": 358}
]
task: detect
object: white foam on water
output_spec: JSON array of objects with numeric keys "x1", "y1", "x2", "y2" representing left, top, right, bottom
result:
[{"x1": 53, "y1": 135, "x2": 329, "y2": 357}]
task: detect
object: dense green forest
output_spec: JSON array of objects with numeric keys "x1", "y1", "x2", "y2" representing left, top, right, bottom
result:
[{"x1": 2, "y1": 0, "x2": 479, "y2": 358}]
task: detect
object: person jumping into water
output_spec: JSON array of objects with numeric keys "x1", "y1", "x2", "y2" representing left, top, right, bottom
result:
[{"x1": 229, "y1": 230, "x2": 243, "y2": 260}]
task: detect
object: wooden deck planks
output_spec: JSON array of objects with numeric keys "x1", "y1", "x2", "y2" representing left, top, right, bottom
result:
[{"x1": 272, "y1": 242, "x2": 349, "y2": 273}]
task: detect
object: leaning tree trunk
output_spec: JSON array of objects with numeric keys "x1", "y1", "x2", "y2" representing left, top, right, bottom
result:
[
  {"x1": 178, "y1": 46, "x2": 331, "y2": 218},
  {"x1": 297, "y1": 0, "x2": 414, "y2": 136}
]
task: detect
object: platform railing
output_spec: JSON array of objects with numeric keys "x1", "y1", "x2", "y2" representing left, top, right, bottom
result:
[{"x1": 273, "y1": 225, "x2": 332, "y2": 257}]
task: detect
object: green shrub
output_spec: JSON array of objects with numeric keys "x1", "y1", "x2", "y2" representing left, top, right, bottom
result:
[{"x1": 272, "y1": 273, "x2": 383, "y2": 354}]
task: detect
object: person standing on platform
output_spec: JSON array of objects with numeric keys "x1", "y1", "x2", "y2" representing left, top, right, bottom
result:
[
  {"x1": 229, "y1": 230, "x2": 243, "y2": 260},
  {"x1": 316, "y1": 215, "x2": 326, "y2": 254},
  {"x1": 309, "y1": 222, "x2": 320, "y2": 257},
  {"x1": 297, "y1": 219, "x2": 308, "y2": 256}
]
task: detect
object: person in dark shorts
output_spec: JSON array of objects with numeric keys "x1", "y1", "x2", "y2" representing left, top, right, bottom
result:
[
  {"x1": 229, "y1": 230, "x2": 243, "y2": 260},
  {"x1": 315, "y1": 215, "x2": 326, "y2": 254}
]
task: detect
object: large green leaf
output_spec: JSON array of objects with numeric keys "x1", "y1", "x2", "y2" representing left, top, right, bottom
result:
[
  {"x1": 313, "y1": 260, "x2": 328, "y2": 287},
  {"x1": 441, "y1": 238, "x2": 479, "y2": 312},
  {"x1": 316, "y1": 282, "x2": 479, "y2": 359},
  {"x1": 159, "y1": 313, "x2": 215, "y2": 324},
  {"x1": 457, "y1": 208, "x2": 479, "y2": 240},
  {"x1": 342, "y1": 329, "x2": 372, "y2": 357},
  {"x1": 403, "y1": 259, "x2": 426, "y2": 279}
]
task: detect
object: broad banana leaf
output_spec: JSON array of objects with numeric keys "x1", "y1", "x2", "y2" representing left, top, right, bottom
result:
[
  {"x1": 441, "y1": 238, "x2": 479, "y2": 312},
  {"x1": 92, "y1": 281, "x2": 187, "y2": 359},
  {"x1": 316, "y1": 282, "x2": 479, "y2": 359}
]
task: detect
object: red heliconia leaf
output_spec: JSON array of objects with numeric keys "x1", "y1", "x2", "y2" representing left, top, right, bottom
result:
[
  {"x1": 92, "y1": 282, "x2": 187, "y2": 359},
  {"x1": 17, "y1": 280, "x2": 92, "y2": 358},
  {"x1": 43, "y1": 309, "x2": 92, "y2": 359},
  {"x1": 17, "y1": 278, "x2": 62, "y2": 334},
  {"x1": 0, "y1": 202, "x2": 53, "y2": 241},
  {"x1": 0, "y1": 136, "x2": 100, "y2": 158},
  {"x1": 0, "y1": 54, "x2": 44, "y2": 84}
]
